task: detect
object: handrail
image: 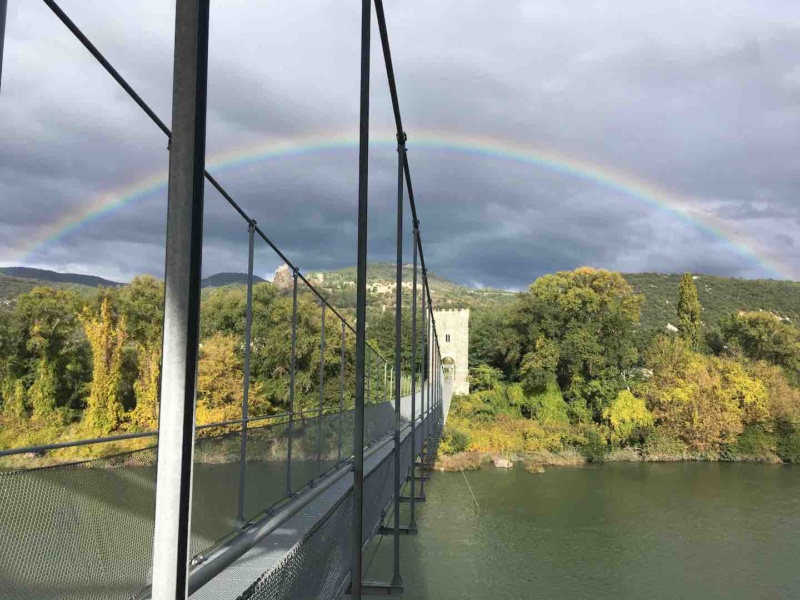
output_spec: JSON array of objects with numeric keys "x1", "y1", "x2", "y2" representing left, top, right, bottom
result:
[{"x1": 0, "y1": 399, "x2": 401, "y2": 459}]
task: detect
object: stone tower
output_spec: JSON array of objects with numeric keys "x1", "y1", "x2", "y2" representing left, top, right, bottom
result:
[{"x1": 432, "y1": 308, "x2": 470, "y2": 395}]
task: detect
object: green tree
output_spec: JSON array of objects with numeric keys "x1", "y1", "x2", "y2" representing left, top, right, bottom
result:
[
  {"x1": 469, "y1": 364, "x2": 504, "y2": 392},
  {"x1": 510, "y1": 267, "x2": 643, "y2": 421},
  {"x1": 677, "y1": 273, "x2": 702, "y2": 350},
  {"x1": 469, "y1": 307, "x2": 520, "y2": 378},
  {"x1": 7, "y1": 287, "x2": 87, "y2": 419},
  {"x1": 720, "y1": 311, "x2": 800, "y2": 378}
]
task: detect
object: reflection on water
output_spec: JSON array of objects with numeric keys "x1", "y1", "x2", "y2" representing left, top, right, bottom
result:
[{"x1": 366, "y1": 463, "x2": 800, "y2": 599}]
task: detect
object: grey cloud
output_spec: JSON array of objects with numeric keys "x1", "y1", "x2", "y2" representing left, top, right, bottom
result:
[{"x1": 2, "y1": 0, "x2": 799, "y2": 287}]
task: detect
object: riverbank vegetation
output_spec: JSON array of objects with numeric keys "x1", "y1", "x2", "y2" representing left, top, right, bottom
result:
[
  {"x1": 1, "y1": 265, "x2": 798, "y2": 468},
  {"x1": 0, "y1": 276, "x2": 405, "y2": 463},
  {"x1": 443, "y1": 268, "x2": 800, "y2": 464}
]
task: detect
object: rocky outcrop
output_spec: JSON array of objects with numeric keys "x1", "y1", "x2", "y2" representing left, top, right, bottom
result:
[{"x1": 273, "y1": 264, "x2": 293, "y2": 290}]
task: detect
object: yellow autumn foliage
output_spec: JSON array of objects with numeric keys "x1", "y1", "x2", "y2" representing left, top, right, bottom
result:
[
  {"x1": 195, "y1": 332, "x2": 267, "y2": 427},
  {"x1": 80, "y1": 298, "x2": 127, "y2": 436},
  {"x1": 641, "y1": 336, "x2": 768, "y2": 452},
  {"x1": 602, "y1": 390, "x2": 654, "y2": 445}
]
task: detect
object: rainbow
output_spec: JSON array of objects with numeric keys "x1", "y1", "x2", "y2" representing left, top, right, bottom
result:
[{"x1": 8, "y1": 131, "x2": 794, "y2": 279}]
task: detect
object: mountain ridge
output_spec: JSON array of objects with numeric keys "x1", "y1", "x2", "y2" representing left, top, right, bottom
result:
[{"x1": 1, "y1": 265, "x2": 797, "y2": 330}]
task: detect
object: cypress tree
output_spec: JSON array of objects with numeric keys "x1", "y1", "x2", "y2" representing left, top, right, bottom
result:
[{"x1": 677, "y1": 273, "x2": 702, "y2": 350}]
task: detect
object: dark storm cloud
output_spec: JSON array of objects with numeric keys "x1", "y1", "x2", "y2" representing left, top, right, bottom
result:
[{"x1": 2, "y1": 0, "x2": 799, "y2": 286}]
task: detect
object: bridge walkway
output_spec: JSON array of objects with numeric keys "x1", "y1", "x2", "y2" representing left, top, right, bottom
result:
[{"x1": 189, "y1": 391, "x2": 435, "y2": 600}]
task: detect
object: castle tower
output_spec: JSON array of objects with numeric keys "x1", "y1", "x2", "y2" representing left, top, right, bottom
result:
[{"x1": 432, "y1": 309, "x2": 469, "y2": 395}]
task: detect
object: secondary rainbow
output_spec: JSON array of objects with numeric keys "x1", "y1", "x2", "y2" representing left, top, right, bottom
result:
[{"x1": 10, "y1": 131, "x2": 793, "y2": 279}]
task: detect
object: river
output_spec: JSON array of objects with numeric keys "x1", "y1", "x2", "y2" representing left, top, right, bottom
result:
[{"x1": 366, "y1": 462, "x2": 800, "y2": 599}]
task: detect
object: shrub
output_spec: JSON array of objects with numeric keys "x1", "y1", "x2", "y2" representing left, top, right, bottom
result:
[
  {"x1": 602, "y1": 389, "x2": 653, "y2": 446},
  {"x1": 727, "y1": 425, "x2": 778, "y2": 461},
  {"x1": 450, "y1": 429, "x2": 471, "y2": 453},
  {"x1": 581, "y1": 427, "x2": 608, "y2": 463},
  {"x1": 642, "y1": 429, "x2": 687, "y2": 461},
  {"x1": 776, "y1": 424, "x2": 800, "y2": 463},
  {"x1": 529, "y1": 382, "x2": 569, "y2": 425},
  {"x1": 469, "y1": 364, "x2": 504, "y2": 392},
  {"x1": 441, "y1": 427, "x2": 471, "y2": 454}
]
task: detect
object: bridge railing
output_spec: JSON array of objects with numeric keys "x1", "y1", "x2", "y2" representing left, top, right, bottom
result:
[
  {"x1": 1, "y1": 1, "x2": 448, "y2": 599},
  {"x1": 0, "y1": 392, "x2": 418, "y2": 600}
]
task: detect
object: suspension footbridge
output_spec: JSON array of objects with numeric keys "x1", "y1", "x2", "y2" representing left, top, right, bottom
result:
[{"x1": 0, "y1": 0, "x2": 452, "y2": 598}]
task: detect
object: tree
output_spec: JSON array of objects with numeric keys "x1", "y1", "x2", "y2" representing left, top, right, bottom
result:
[
  {"x1": 720, "y1": 311, "x2": 800, "y2": 378},
  {"x1": 9, "y1": 287, "x2": 87, "y2": 420},
  {"x1": 745, "y1": 361, "x2": 800, "y2": 427},
  {"x1": 118, "y1": 276, "x2": 164, "y2": 429},
  {"x1": 80, "y1": 297, "x2": 127, "y2": 435},
  {"x1": 677, "y1": 273, "x2": 702, "y2": 350},
  {"x1": 469, "y1": 307, "x2": 519, "y2": 378},
  {"x1": 603, "y1": 390, "x2": 653, "y2": 446},
  {"x1": 196, "y1": 332, "x2": 265, "y2": 424},
  {"x1": 469, "y1": 364, "x2": 503, "y2": 392},
  {"x1": 640, "y1": 335, "x2": 768, "y2": 452},
  {"x1": 511, "y1": 267, "x2": 643, "y2": 421}
]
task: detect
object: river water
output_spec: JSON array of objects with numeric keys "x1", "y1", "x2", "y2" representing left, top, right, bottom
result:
[{"x1": 366, "y1": 463, "x2": 800, "y2": 599}]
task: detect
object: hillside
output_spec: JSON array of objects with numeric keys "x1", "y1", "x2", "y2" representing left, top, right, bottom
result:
[
  {"x1": 1, "y1": 265, "x2": 796, "y2": 332},
  {"x1": 0, "y1": 268, "x2": 269, "y2": 305},
  {"x1": 0, "y1": 267, "x2": 121, "y2": 288},
  {"x1": 0, "y1": 273, "x2": 101, "y2": 307},
  {"x1": 623, "y1": 273, "x2": 800, "y2": 330},
  {"x1": 201, "y1": 272, "x2": 267, "y2": 288},
  {"x1": 306, "y1": 263, "x2": 517, "y2": 310}
]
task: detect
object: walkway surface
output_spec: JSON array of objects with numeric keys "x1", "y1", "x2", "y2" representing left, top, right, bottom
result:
[{"x1": 191, "y1": 391, "x2": 428, "y2": 600}]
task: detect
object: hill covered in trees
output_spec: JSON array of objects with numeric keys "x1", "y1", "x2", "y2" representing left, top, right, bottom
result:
[
  {"x1": 624, "y1": 273, "x2": 800, "y2": 331},
  {"x1": 2, "y1": 265, "x2": 796, "y2": 329},
  {"x1": 0, "y1": 267, "x2": 122, "y2": 288},
  {"x1": 447, "y1": 269, "x2": 800, "y2": 466}
]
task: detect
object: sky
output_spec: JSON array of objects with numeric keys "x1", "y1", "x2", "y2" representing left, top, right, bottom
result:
[{"x1": 1, "y1": 0, "x2": 799, "y2": 289}]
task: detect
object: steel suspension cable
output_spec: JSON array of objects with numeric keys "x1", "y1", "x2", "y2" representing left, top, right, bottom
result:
[
  {"x1": 42, "y1": 0, "x2": 395, "y2": 365},
  {"x1": 372, "y1": 0, "x2": 443, "y2": 359}
]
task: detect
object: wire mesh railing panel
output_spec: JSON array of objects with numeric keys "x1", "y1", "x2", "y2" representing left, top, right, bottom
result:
[
  {"x1": 0, "y1": 447, "x2": 158, "y2": 600},
  {"x1": 190, "y1": 430, "x2": 248, "y2": 560},
  {"x1": 364, "y1": 402, "x2": 399, "y2": 447},
  {"x1": 240, "y1": 489, "x2": 354, "y2": 600},
  {"x1": 361, "y1": 454, "x2": 394, "y2": 547},
  {"x1": 233, "y1": 413, "x2": 432, "y2": 600}
]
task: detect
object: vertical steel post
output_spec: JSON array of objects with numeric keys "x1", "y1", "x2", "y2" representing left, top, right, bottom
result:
[
  {"x1": 438, "y1": 350, "x2": 442, "y2": 435},
  {"x1": 285, "y1": 270, "x2": 299, "y2": 497},
  {"x1": 409, "y1": 223, "x2": 418, "y2": 529},
  {"x1": 151, "y1": 0, "x2": 210, "y2": 597},
  {"x1": 0, "y1": 0, "x2": 7, "y2": 95},
  {"x1": 390, "y1": 134, "x2": 405, "y2": 588},
  {"x1": 317, "y1": 303, "x2": 326, "y2": 473},
  {"x1": 419, "y1": 276, "x2": 426, "y2": 495},
  {"x1": 337, "y1": 320, "x2": 346, "y2": 462},
  {"x1": 384, "y1": 359, "x2": 388, "y2": 404},
  {"x1": 237, "y1": 221, "x2": 256, "y2": 523},
  {"x1": 351, "y1": 0, "x2": 371, "y2": 593}
]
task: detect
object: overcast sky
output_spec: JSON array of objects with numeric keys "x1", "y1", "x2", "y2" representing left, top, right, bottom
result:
[{"x1": 1, "y1": 0, "x2": 799, "y2": 288}]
